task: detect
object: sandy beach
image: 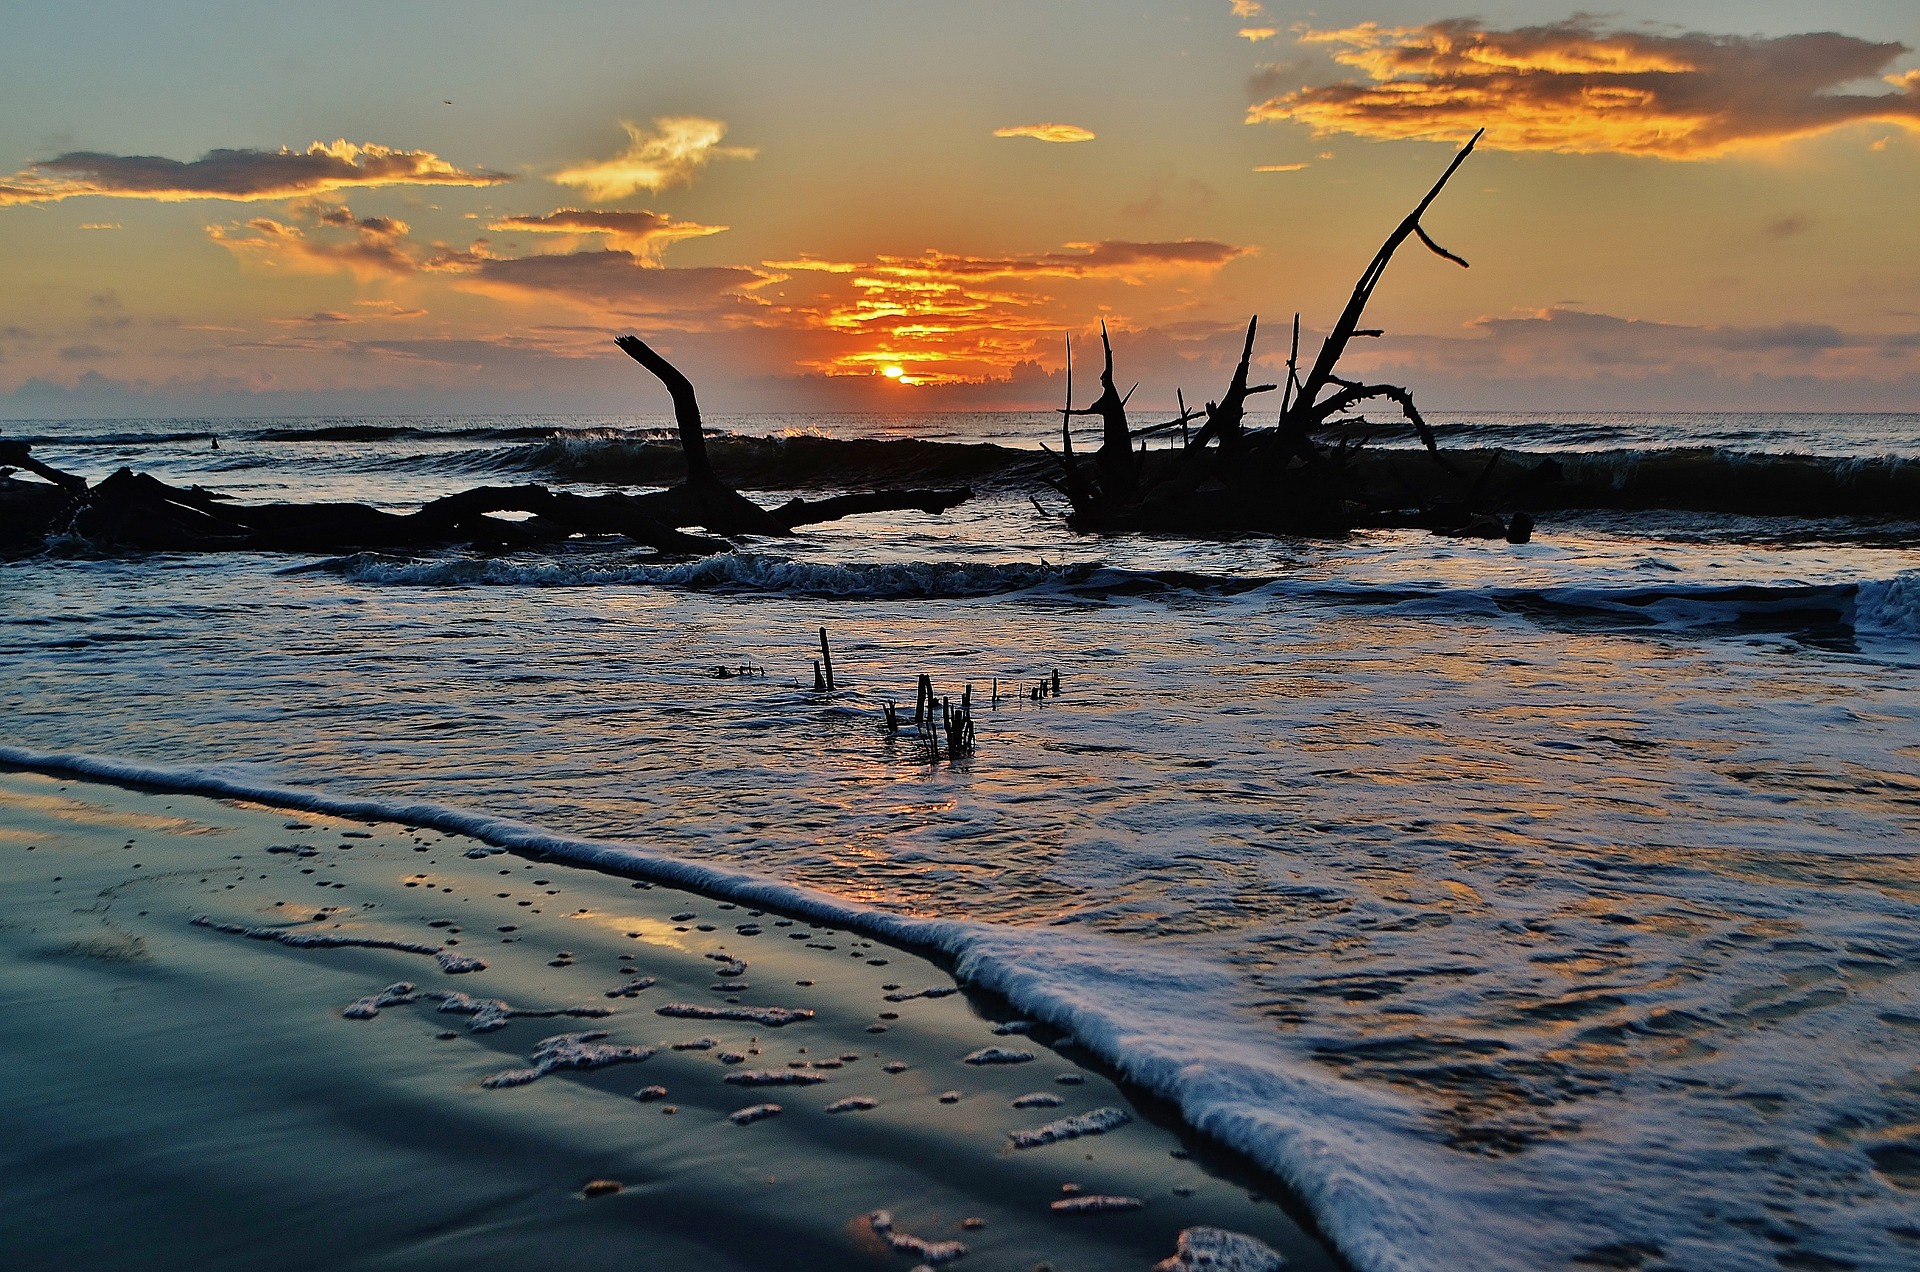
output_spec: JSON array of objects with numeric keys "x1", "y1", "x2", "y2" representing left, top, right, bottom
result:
[{"x1": 0, "y1": 766, "x2": 1338, "y2": 1271}]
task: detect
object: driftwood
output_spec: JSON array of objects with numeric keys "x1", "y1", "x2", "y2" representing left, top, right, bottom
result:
[
  {"x1": 0, "y1": 340, "x2": 974, "y2": 557},
  {"x1": 1044, "y1": 130, "x2": 1541, "y2": 541}
]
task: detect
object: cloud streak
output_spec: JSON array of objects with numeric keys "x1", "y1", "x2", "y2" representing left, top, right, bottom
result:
[
  {"x1": 1347, "y1": 306, "x2": 1920, "y2": 390},
  {"x1": 993, "y1": 123, "x2": 1096, "y2": 143},
  {"x1": 1249, "y1": 19, "x2": 1920, "y2": 157},
  {"x1": 208, "y1": 207, "x2": 421, "y2": 279},
  {"x1": 0, "y1": 140, "x2": 508, "y2": 206},
  {"x1": 487, "y1": 208, "x2": 727, "y2": 258},
  {"x1": 552, "y1": 118, "x2": 755, "y2": 200}
]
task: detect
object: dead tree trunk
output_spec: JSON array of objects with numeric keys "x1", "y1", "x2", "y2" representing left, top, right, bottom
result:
[
  {"x1": 1040, "y1": 131, "x2": 1491, "y2": 536},
  {"x1": 2, "y1": 336, "x2": 978, "y2": 556},
  {"x1": 1064, "y1": 322, "x2": 1139, "y2": 504},
  {"x1": 1278, "y1": 129, "x2": 1480, "y2": 449}
]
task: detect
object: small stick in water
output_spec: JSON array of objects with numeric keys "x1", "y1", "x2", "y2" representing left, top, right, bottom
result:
[
  {"x1": 818, "y1": 627, "x2": 835, "y2": 691},
  {"x1": 1052, "y1": 669, "x2": 1061, "y2": 696},
  {"x1": 813, "y1": 659, "x2": 826, "y2": 691}
]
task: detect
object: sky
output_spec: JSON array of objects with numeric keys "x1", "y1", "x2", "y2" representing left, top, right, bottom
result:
[{"x1": 2, "y1": 0, "x2": 1918, "y2": 419}]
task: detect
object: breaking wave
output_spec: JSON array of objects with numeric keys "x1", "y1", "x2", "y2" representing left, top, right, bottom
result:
[{"x1": 316, "y1": 550, "x2": 1919, "y2": 639}]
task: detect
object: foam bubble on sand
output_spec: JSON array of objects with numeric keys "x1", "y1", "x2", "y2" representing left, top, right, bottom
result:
[
  {"x1": 480, "y1": 1030, "x2": 656, "y2": 1088},
  {"x1": 633, "y1": 1085, "x2": 669, "y2": 1102},
  {"x1": 1154, "y1": 1226, "x2": 1287, "y2": 1272},
  {"x1": 342, "y1": 981, "x2": 417, "y2": 1019},
  {"x1": 657, "y1": 1002, "x2": 814, "y2": 1026},
  {"x1": 723, "y1": 1069, "x2": 827, "y2": 1087},
  {"x1": 991, "y1": 1021, "x2": 1034, "y2": 1035},
  {"x1": 671, "y1": 1037, "x2": 718, "y2": 1051},
  {"x1": 426, "y1": 989, "x2": 610, "y2": 1033},
  {"x1": 1051, "y1": 1194, "x2": 1145, "y2": 1214},
  {"x1": 191, "y1": 915, "x2": 488, "y2": 973},
  {"x1": 1009, "y1": 1106, "x2": 1131, "y2": 1149},
  {"x1": 603, "y1": 975, "x2": 656, "y2": 999},
  {"x1": 1010, "y1": 1092, "x2": 1065, "y2": 1109},
  {"x1": 867, "y1": 1211, "x2": 968, "y2": 1264},
  {"x1": 962, "y1": 1046, "x2": 1034, "y2": 1065},
  {"x1": 825, "y1": 1096, "x2": 877, "y2": 1113},
  {"x1": 727, "y1": 1102, "x2": 782, "y2": 1125},
  {"x1": 882, "y1": 985, "x2": 958, "y2": 1002}
]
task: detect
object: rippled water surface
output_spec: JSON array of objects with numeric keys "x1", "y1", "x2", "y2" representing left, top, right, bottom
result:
[{"x1": 4, "y1": 411, "x2": 1919, "y2": 1271}]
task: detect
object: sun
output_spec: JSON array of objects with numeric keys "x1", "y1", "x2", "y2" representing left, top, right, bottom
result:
[{"x1": 881, "y1": 365, "x2": 904, "y2": 379}]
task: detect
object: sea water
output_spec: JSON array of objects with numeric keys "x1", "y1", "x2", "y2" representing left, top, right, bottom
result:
[{"x1": 3, "y1": 411, "x2": 1917, "y2": 1271}]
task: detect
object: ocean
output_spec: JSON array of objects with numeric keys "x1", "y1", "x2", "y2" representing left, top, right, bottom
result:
[{"x1": 4, "y1": 409, "x2": 1918, "y2": 1271}]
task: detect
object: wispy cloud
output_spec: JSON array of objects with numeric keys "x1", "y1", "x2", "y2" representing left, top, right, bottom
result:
[
  {"x1": 207, "y1": 206, "x2": 421, "y2": 278},
  {"x1": 551, "y1": 118, "x2": 755, "y2": 200},
  {"x1": 0, "y1": 140, "x2": 508, "y2": 206},
  {"x1": 1348, "y1": 305, "x2": 1920, "y2": 387},
  {"x1": 1252, "y1": 162, "x2": 1308, "y2": 172},
  {"x1": 993, "y1": 123, "x2": 1096, "y2": 143},
  {"x1": 457, "y1": 250, "x2": 776, "y2": 323},
  {"x1": 1249, "y1": 19, "x2": 1920, "y2": 157},
  {"x1": 486, "y1": 208, "x2": 727, "y2": 259},
  {"x1": 1239, "y1": 29, "x2": 1277, "y2": 43}
]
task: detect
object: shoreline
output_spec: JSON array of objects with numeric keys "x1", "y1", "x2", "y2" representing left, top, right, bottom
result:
[{"x1": 0, "y1": 765, "x2": 1344, "y2": 1271}]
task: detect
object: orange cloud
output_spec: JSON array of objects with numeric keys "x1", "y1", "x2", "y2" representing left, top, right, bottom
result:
[
  {"x1": 208, "y1": 207, "x2": 420, "y2": 279},
  {"x1": 552, "y1": 118, "x2": 755, "y2": 200},
  {"x1": 993, "y1": 123, "x2": 1096, "y2": 143},
  {"x1": 1252, "y1": 162, "x2": 1308, "y2": 172},
  {"x1": 771, "y1": 239, "x2": 1252, "y2": 384},
  {"x1": 0, "y1": 140, "x2": 508, "y2": 206},
  {"x1": 486, "y1": 208, "x2": 727, "y2": 258},
  {"x1": 1249, "y1": 19, "x2": 1920, "y2": 157}
]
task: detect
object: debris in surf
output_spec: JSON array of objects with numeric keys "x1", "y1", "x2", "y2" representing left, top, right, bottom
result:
[
  {"x1": 1011, "y1": 1092, "x2": 1065, "y2": 1109},
  {"x1": 632, "y1": 1085, "x2": 669, "y2": 1102},
  {"x1": 581, "y1": 1179, "x2": 623, "y2": 1198},
  {"x1": 991, "y1": 1020, "x2": 1034, "y2": 1035},
  {"x1": 480, "y1": 1030, "x2": 655, "y2": 1088},
  {"x1": 825, "y1": 1096, "x2": 877, "y2": 1113},
  {"x1": 657, "y1": 1002, "x2": 814, "y2": 1026},
  {"x1": 604, "y1": 975, "x2": 656, "y2": 999},
  {"x1": 671, "y1": 1037, "x2": 719, "y2": 1051},
  {"x1": 1009, "y1": 1107, "x2": 1131, "y2": 1149}
]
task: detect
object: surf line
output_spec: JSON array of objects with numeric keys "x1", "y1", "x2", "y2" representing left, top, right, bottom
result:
[{"x1": 0, "y1": 742, "x2": 1467, "y2": 1272}]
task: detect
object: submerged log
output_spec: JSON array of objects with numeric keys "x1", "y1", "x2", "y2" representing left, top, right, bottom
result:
[
  {"x1": 1044, "y1": 131, "x2": 1533, "y2": 538},
  {"x1": 0, "y1": 338, "x2": 976, "y2": 558}
]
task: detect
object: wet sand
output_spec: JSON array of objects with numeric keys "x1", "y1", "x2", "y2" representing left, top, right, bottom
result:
[{"x1": 0, "y1": 768, "x2": 1342, "y2": 1271}]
